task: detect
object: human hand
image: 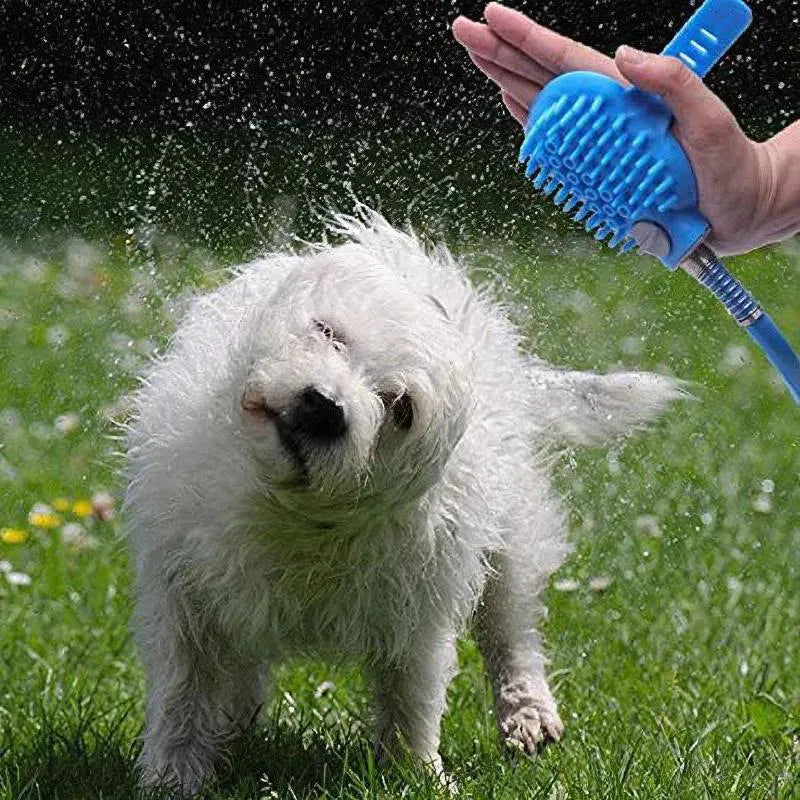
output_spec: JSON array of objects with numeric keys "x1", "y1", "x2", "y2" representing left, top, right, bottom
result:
[{"x1": 452, "y1": 3, "x2": 792, "y2": 256}]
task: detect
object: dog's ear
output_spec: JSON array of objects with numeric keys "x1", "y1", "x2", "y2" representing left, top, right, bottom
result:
[{"x1": 426, "y1": 294, "x2": 451, "y2": 321}]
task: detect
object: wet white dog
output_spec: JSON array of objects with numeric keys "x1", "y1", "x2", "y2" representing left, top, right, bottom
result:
[{"x1": 125, "y1": 209, "x2": 684, "y2": 793}]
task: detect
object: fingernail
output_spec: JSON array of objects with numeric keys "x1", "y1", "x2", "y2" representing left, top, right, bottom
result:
[{"x1": 616, "y1": 45, "x2": 648, "y2": 64}]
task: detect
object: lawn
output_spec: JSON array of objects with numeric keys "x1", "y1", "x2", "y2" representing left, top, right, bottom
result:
[{"x1": 0, "y1": 118, "x2": 798, "y2": 799}]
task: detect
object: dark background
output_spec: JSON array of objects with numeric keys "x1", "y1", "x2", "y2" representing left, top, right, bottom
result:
[{"x1": 0, "y1": 0, "x2": 797, "y2": 137}]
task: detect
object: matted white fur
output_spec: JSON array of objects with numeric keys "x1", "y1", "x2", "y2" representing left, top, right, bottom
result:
[{"x1": 124, "y1": 209, "x2": 685, "y2": 793}]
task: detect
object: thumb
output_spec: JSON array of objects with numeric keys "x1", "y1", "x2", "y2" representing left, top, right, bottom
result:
[{"x1": 614, "y1": 45, "x2": 737, "y2": 149}]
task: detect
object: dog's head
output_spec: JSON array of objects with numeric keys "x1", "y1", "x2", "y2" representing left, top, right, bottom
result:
[{"x1": 239, "y1": 225, "x2": 474, "y2": 504}]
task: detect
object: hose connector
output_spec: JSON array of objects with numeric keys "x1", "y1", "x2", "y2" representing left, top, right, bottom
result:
[{"x1": 681, "y1": 244, "x2": 762, "y2": 326}]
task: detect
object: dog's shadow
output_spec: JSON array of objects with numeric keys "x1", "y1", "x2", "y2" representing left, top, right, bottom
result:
[
  {"x1": 6, "y1": 715, "x2": 442, "y2": 800},
  {"x1": 212, "y1": 722, "x2": 379, "y2": 799},
  {"x1": 6, "y1": 658, "x2": 501, "y2": 798}
]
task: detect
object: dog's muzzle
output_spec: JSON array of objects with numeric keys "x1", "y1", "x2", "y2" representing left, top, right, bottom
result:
[
  {"x1": 242, "y1": 384, "x2": 348, "y2": 475},
  {"x1": 290, "y1": 387, "x2": 347, "y2": 441},
  {"x1": 271, "y1": 386, "x2": 348, "y2": 474}
]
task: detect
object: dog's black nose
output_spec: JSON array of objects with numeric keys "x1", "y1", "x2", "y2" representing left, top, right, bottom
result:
[{"x1": 293, "y1": 387, "x2": 347, "y2": 440}]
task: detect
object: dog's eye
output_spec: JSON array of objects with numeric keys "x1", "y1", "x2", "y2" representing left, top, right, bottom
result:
[
  {"x1": 379, "y1": 391, "x2": 414, "y2": 430},
  {"x1": 313, "y1": 320, "x2": 345, "y2": 349}
]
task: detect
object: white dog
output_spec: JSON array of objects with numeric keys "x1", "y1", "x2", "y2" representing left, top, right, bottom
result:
[{"x1": 124, "y1": 209, "x2": 684, "y2": 793}]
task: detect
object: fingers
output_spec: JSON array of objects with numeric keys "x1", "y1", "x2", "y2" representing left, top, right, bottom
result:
[
  {"x1": 469, "y1": 52, "x2": 540, "y2": 112},
  {"x1": 501, "y1": 91, "x2": 529, "y2": 126},
  {"x1": 452, "y1": 16, "x2": 553, "y2": 86},
  {"x1": 483, "y1": 2, "x2": 622, "y2": 80},
  {"x1": 452, "y1": 3, "x2": 625, "y2": 128},
  {"x1": 614, "y1": 46, "x2": 741, "y2": 149}
]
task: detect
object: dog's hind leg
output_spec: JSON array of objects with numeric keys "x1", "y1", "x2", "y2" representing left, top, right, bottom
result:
[{"x1": 475, "y1": 538, "x2": 566, "y2": 754}]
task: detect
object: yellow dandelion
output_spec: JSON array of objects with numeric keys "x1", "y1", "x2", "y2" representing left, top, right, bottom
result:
[
  {"x1": 1, "y1": 528, "x2": 28, "y2": 544},
  {"x1": 52, "y1": 497, "x2": 71, "y2": 512},
  {"x1": 72, "y1": 499, "x2": 93, "y2": 518},
  {"x1": 28, "y1": 512, "x2": 62, "y2": 529}
]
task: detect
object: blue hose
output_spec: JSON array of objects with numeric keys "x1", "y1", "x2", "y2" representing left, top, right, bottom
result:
[
  {"x1": 684, "y1": 245, "x2": 800, "y2": 403},
  {"x1": 747, "y1": 315, "x2": 800, "y2": 404}
]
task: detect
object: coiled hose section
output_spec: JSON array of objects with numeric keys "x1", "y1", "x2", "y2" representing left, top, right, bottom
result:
[{"x1": 682, "y1": 244, "x2": 800, "y2": 404}]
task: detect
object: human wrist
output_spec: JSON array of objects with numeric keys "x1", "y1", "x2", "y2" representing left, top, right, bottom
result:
[{"x1": 754, "y1": 122, "x2": 800, "y2": 249}]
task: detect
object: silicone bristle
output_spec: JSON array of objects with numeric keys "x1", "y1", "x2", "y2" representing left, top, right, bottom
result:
[
  {"x1": 524, "y1": 159, "x2": 541, "y2": 178},
  {"x1": 615, "y1": 153, "x2": 651, "y2": 194},
  {"x1": 526, "y1": 141, "x2": 545, "y2": 167},
  {"x1": 552, "y1": 94, "x2": 588, "y2": 134},
  {"x1": 658, "y1": 195, "x2": 679, "y2": 212},
  {"x1": 594, "y1": 226, "x2": 614, "y2": 242},
  {"x1": 627, "y1": 161, "x2": 664, "y2": 206},
  {"x1": 576, "y1": 96, "x2": 604, "y2": 127},
  {"x1": 617, "y1": 153, "x2": 650, "y2": 191},
  {"x1": 558, "y1": 96, "x2": 604, "y2": 155},
  {"x1": 578, "y1": 133, "x2": 609, "y2": 171},
  {"x1": 554, "y1": 186, "x2": 571, "y2": 205},
  {"x1": 608, "y1": 229, "x2": 628, "y2": 248},
  {"x1": 520, "y1": 96, "x2": 567, "y2": 159},
  {"x1": 542, "y1": 177, "x2": 560, "y2": 197},
  {"x1": 585, "y1": 211, "x2": 605, "y2": 232},
  {"x1": 519, "y1": 135, "x2": 539, "y2": 161},
  {"x1": 602, "y1": 139, "x2": 640, "y2": 188},
  {"x1": 654, "y1": 176, "x2": 675, "y2": 195},
  {"x1": 533, "y1": 170, "x2": 551, "y2": 190},
  {"x1": 566, "y1": 113, "x2": 609, "y2": 166}
]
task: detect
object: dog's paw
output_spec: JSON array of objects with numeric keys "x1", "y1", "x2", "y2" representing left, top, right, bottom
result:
[
  {"x1": 137, "y1": 754, "x2": 208, "y2": 797},
  {"x1": 426, "y1": 761, "x2": 459, "y2": 797},
  {"x1": 499, "y1": 700, "x2": 563, "y2": 755}
]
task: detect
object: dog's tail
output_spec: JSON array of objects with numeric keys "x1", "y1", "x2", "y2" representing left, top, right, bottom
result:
[{"x1": 527, "y1": 364, "x2": 690, "y2": 447}]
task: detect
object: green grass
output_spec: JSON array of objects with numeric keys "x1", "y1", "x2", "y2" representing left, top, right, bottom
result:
[{"x1": 1, "y1": 119, "x2": 799, "y2": 799}]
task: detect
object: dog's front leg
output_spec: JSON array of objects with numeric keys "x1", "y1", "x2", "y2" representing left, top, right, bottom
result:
[
  {"x1": 134, "y1": 580, "x2": 264, "y2": 795},
  {"x1": 372, "y1": 624, "x2": 457, "y2": 777},
  {"x1": 475, "y1": 552, "x2": 564, "y2": 754}
]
